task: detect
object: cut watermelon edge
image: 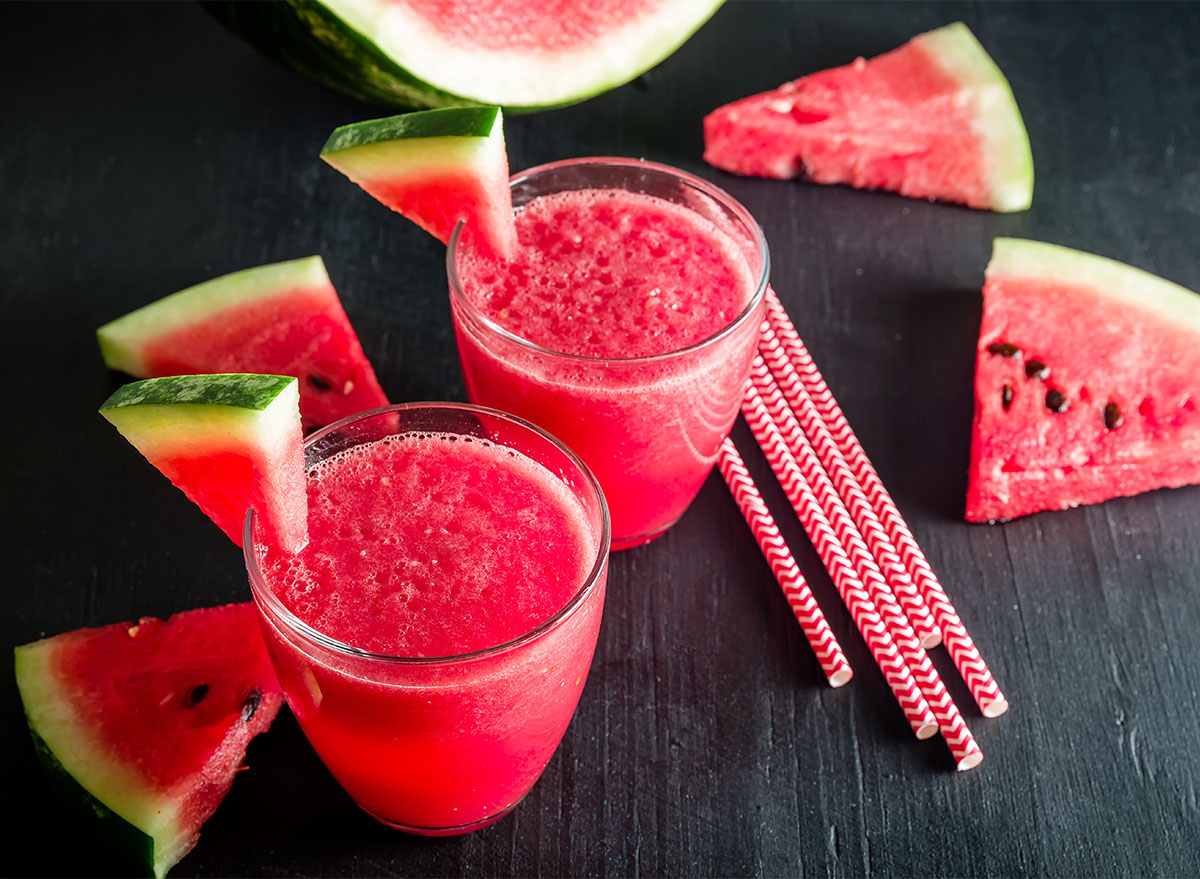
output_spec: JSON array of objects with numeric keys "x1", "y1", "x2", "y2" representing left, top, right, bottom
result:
[
  {"x1": 917, "y1": 22, "x2": 1033, "y2": 212},
  {"x1": 317, "y1": 0, "x2": 725, "y2": 110},
  {"x1": 321, "y1": 108, "x2": 515, "y2": 255},
  {"x1": 15, "y1": 640, "x2": 183, "y2": 874},
  {"x1": 97, "y1": 257, "x2": 332, "y2": 377},
  {"x1": 99, "y1": 375, "x2": 308, "y2": 553},
  {"x1": 321, "y1": 106, "x2": 502, "y2": 155},
  {"x1": 320, "y1": 128, "x2": 507, "y2": 206},
  {"x1": 988, "y1": 237, "x2": 1200, "y2": 327}
]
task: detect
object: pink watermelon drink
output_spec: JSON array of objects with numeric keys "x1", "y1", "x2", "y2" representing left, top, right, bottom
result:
[
  {"x1": 449, "y1": 158, "x2": 769, "y2": 549},
  {"x1": 245, "y1": 403, "x2": 610, "y2": 834}
]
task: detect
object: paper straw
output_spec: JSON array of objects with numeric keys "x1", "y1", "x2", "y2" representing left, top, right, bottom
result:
[
  {"x1": 716, "y1": 439, "x2": 853, "y2": 688},
  {"x1": 764, "y1": 287, "x2": 1008, "y2": 718},
  {"x1": 758, "y1": 323, "x2": 941, "y2": 648},
  {"x1": 744, "y1": 379, "x2": 982, "y2": 769},
  {"x1": 735, "y1": 422, "x2": 939, "y2": 741}
]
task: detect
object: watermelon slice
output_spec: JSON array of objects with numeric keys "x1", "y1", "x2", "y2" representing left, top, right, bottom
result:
[
  {"x1": 967, "y1": 238, "x2": 1200, "y2": 522},
  {"x1": 203, "y1": 0, "x2": 723, "y2": 112},
  {"x1": 100, "y1": 374, "x2": 308, "y2": 553},
  {"x1": 703, "y1": 22, "x2": 1033, "y2": 212},
  {"x1": 96, "y1": 256, "x2": 389, "y2": 431},
  {"x1": 321, "y1": 106, "x2": 516, "y2": 259},
  {"x1": 14, "y1": 603, "x2": 284, "y2": 878}
]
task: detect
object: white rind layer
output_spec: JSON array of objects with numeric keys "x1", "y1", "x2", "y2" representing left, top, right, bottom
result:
[
  {"x1": 97, "y1": 257, "x2": 331, "y2": 376},
  {"x1": 323, "y1": 0, "x2": 724, "y2": 107},
  {"x1": 14, "y1": 639, "x2": 180, "y2": 854},
  {"x1": 917, "y1": 22, "x2": 1034, "y2": 212},
  {"x1": 988, "y1": 238, "x2": 1200, "y2": 328},
  {"x1": 322, "y1": 112, "x2": 501, "y2": 180}
]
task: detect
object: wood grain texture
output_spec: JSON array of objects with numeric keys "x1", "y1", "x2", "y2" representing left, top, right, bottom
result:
[{"x1": 2, "y1": 1, "x2": 1199, "y2": 876}]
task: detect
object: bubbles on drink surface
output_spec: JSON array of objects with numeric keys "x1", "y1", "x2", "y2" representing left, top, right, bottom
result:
[
  {"x1": 458, "y1": 189, "x2": 757, "y2": 359},
  {"x1": 257, "y1": 431, "x2": 597, "y2": 656}
]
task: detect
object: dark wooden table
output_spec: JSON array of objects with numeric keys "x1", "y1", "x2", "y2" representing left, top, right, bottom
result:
[{"x1": 4, "y1": 2, "x2": 1200, "y2": 876}]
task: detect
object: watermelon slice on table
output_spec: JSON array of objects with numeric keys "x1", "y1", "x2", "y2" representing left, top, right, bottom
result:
[
  {"x1": 321, "y1": 106, "x2": 516, "y2": 259},
  {"x1": 203, "y1": 0, "x2": 723, "y2": 112},
  {"x1": 967, "y1": 238, "x2": 1200, "y2": 522},
  {"x1": 100, "y1": 374, "x2": 308, "y2": 553},
  {"x1": 97, "y1": 256, "x2": 389, "y2": 431},
  {"x1": 703, "y1": 22, "x2": 1033, "y2": 212},
  {"x1": 14, "y1": 603, "x2": 284, "y2": 878}
]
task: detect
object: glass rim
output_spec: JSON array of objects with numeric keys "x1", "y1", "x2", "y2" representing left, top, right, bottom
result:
[
  {"x1": 446, "y1": 156, "x2": 771, "y2": 365},
  {"x1": 243, "y1": 401, "x2": 611, "y2": 666}
]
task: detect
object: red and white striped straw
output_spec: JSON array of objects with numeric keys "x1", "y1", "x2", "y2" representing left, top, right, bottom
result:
[
  {"x1": 733, "y1": 427, "x2": 939, "y2": 742},
  {"x1": 716, "y1": 439, "x2": 853, "y2": 688},
  {"x1": 744, "y1": 379, "x2": 982, "y2": 770},
  {"x1": 758, "y1": 323, "x2": 941, "y2": 649},
  {"x1": 764, "y1": 288, "x2": 1009, "y2": 719}
]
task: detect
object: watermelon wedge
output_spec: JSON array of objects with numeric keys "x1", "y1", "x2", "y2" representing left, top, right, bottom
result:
[
  {"x1": 100, "y1": 374, "x2": 308, "y2": 553},
  {"x1": 203, "y1": 0, "x2": 723, "y2": 112},
  {"x1": 321, "y1": 106, "x2": 516, "y2": 259},
  {"x1": 14, "y1": 603, "x2": 284, "y2": 878},
  {"x1": 703, "y1": 22, "x2": 1033, "y2": 212},
  {"x1": 96, "y1": 256, "x2": 389, "y2": 431},
  {"x1": 967, "y1": 238, "x2": 1200, "y2": 522}
]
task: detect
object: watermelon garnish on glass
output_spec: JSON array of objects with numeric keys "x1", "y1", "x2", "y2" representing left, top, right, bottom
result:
[
  {"x1": 100, "y1": 374, "x2": 308, "y2": 553},
  {"x1": 14, "y1": 603, "x2": 284, "y2": 878},
  {"x1": 967, "y1": 238, "x2": 1200, "y2": 522},
  {"x1": 703, "y1": 22, "x2": 1033, "y2": 212},
  {"x1": 321, "y1": 106, "x2": 516, "y2": 259},
  {"x1": 96, "y1": 255, "x2": 389, "y2": 431},
  {"x1": 203, "y1": 0, "x2": 723, "y2": 112}
]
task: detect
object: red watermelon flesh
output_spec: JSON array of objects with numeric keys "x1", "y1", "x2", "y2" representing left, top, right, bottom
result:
[
  {"x1": 402, "y1": 0, "x2": 661, "y2": 52},
  {"x1": 967, "y1": 238, "x2": 1200, "y2": 522},
  {"x1": 703, "y1": 23, "x2": 1033, "y2": 212},
  {"x1": 321, "y1": 106, "x2": 516, "y2": 260},
  {"x1": 97, "y1": 257, "x2": 389, "y2": 431},
  {"x1": 14, "y1": 603, "x2": 284, "y2": 878}
]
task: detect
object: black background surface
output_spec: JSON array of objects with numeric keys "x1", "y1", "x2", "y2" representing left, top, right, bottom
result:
[{"x1": 4, "y1": 2, "x2": 1200, "y2": 876}]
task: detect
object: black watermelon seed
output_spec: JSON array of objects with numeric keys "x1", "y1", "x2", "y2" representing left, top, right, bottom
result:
[
  {"x1": 987, "y1": 342, "x2": 1021, "y2": 357},
  {"x1": 241, "y1": 689, "x2": 263, "y2": 722},
  {"x1": 307, "y1": 374, "x2": 333, "y2": 391},
  {"x1": 1046, "y1": 389, "x2": 1069, "y2": 413},
  {"x1": 1025, "y1": 360, "x2": 1050, "y2": 380},
  {"x1": 186, "y1": 684, "x2": 209, "y2": 707},
  {"x1": 1104, "y1": 402, "x2": 1124, "y2": 429},
  {"x1": 1002, "y1": 384, "x2": 1014, "y2": 410}
]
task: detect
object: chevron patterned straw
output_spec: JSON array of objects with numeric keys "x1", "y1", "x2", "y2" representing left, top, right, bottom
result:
[
  {"x1": 716, "y1": 439, "x2": 853, "y2": 688},
  {"x1": 758, "y1": 324, "x2": 941, "y2": 649},
  {"x1": 731, "y1": 426, "x2": 939, "y2": 741},
  {"x1": 743, "y1": 380, "x2": 982, "y2": 770},
  {"x1": 763, "y1": 288, "x2": 1008, "y2": 718}
]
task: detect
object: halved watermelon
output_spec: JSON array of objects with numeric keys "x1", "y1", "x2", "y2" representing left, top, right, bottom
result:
[
  {"x1": 703, "y1": 22, "x2": 1033, "y2": 212},
  {"x1": 321, "y1": 106, "x2": 516, "y2": 259},
  {"x1": 96, "y1": 256, "x2": 389, "y2": 431},
  {"x1": 204, "y1": 0, "x2": 723, "y2": 112},
  {"x1": 100, "y1": 374, "x2": 308, "y2": 553},
  {"x1": 967, "y1": 238, "x2": 1200, "y2": 522},
  {"x1": 14, "y1": 603, "x2": 284, "y2": 878}
]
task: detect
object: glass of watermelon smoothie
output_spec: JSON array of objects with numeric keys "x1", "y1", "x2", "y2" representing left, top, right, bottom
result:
[
  {"x1": 244, "y1": 402, "x2": 610, "y2": 835},
  {"x1": 448, "y1": 158, "x2": 769, "y2": 549}
]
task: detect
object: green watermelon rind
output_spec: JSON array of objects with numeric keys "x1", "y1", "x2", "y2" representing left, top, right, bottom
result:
[
  {"x1": 15, "y1": 642, "x2": 176, "y2": 878},
  {"x1": 322, "y1": 106, "x2": 501, "y2": 152},
  {"x1": 988, "y1": 238, "x2": 1200, "y2": 327},
  {"x1": 320, "y1": 106, "x2": 503, "y2": 179},
  {"x1": 100, "y1": 374, "x2": 299, "y2": 416},
  {"x1": 917, "y1": 22, "x2": 1034, "y2": 212},
  {"x1": 97, "y1": 257, "x2": 332, "y2": 377},
  {"x1": 202, "y1": 0, "x2": 724, "y2": 112}
]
